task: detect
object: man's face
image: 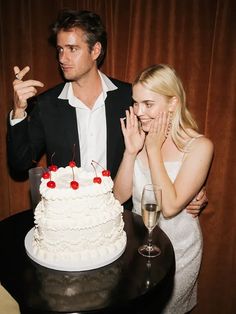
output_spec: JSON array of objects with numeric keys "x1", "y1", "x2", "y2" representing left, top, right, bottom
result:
[{"x1": 56, "y1": 28, "x2": 100, "y2": 81}]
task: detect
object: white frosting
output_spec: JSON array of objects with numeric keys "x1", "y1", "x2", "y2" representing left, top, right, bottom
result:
[
  {"x1": 32, "y1": 166, "x2": 127, "y2": 269},
  {"x1": 40, "y1": 166, "x2": 113, "y2": 199}
]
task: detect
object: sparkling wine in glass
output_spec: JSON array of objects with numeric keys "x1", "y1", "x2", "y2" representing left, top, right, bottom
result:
[{"x1": 138, "y1": 184, "x2": 161, "y2": 258}]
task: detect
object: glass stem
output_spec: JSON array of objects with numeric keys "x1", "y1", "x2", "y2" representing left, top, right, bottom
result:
[{"x1": 147, "y1": 229, "x2": 153, "y2": 250}]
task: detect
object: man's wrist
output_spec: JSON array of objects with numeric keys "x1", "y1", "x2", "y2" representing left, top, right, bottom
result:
[
  {"x1": 12, "y1": 108, "x2": 26, "y2": 119},
  {"x1": 10, "y1": 110, "x2": 27, "y2": 126}
]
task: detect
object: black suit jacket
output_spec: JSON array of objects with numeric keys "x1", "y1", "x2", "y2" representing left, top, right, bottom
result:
[{"x1": 7, "y1": 78, "x2": 132, "y2": 180}]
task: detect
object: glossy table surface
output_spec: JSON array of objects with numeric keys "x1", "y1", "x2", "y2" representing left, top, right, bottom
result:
[{"x1": 0, "y1": 209, "x2": 175, "y2": 314}]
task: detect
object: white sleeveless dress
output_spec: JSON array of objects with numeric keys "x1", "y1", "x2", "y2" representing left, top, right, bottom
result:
[{"x1": 132, "y1": 158, "x2": 203, "y2": 313}]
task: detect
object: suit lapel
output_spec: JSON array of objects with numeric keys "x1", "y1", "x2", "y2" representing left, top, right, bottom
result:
[
  {"x1": 106, "y1": 97, "x2": 116, "y2": 171},
  {"x1": 56, "y1": 99, "x2": 81, "y2": 166}
]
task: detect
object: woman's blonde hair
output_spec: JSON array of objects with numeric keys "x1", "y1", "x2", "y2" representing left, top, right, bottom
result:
[{"x1": 133, "y1": 64, "x2": 198, "y2": 150}]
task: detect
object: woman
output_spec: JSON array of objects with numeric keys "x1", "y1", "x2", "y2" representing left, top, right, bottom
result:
[{"x1": 113, "y1": 64, "x2": 214, "y2": 313}]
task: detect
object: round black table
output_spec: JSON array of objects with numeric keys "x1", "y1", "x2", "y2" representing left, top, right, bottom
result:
[{"x1": 0, "y1": 209, "x2": 175, "y2": 314}]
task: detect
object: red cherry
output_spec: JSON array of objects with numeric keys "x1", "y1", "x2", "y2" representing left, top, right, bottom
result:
[
  {"x1": 102, "y1": 169, "x2": 111, "y2": 177},
  {"x1": 70, "y1": 181, "x2": 79, "y2": 190},
  {"x1": 49, "y1": 165, "x2": 58, "y2": 172},
  {"x1": 93, "y1": 177, "x2": 102, "y2": 184},
  {"x1": 47, "y1": 181, "x2": 56, "y2": 188},
  {"x1": 42, "y1": 172, "x2": 50, "y2": 179},
  {"x1": 69, "y1": 161, "x2": 76, "y2": 167}
]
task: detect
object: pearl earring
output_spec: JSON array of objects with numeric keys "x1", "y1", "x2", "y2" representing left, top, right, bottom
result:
[{"x1": 165, "y1": 111, "x2": 173, "y2": 138}]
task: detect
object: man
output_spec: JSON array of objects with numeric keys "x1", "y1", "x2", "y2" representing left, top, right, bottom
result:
[
  {"x1": 8, "y1": 10, "x2": 132, "y2": 179},
  {"x1": 7, "y1": 9, "x2": 207, "y2": 213}
]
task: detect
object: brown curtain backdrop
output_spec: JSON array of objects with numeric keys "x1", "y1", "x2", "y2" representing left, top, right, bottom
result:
[{"x1": 0, "y1": 0, "x2": 235, "y2": 313}]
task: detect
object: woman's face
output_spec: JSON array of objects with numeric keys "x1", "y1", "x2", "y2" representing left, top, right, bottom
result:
[{"x1": 133, "y1": 83, "x2": 171, "y2": 132}]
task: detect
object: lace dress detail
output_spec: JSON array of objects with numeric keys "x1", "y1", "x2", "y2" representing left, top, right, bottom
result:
[{"x1": 132, "y1": 158, "x2": 203, "y2": 313}]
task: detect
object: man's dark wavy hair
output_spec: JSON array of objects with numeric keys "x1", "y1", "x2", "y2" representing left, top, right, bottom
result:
[{"x1": 50, "y1": 9, "x2": 107, "y2": 67}]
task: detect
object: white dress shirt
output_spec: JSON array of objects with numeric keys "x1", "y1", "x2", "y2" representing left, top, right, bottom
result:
[{"x1": 58, "y1": 72, "x2": 117, "y2": 171}]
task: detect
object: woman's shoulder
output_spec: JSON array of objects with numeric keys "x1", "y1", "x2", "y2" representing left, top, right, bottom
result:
[{"x1": 186, "y1": 134, "x2": 214, "y2": 155}]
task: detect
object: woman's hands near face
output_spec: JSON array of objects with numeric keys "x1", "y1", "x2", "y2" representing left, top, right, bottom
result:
[
  {"x1": 121, "y1": 109, "x2": 172, "y2": 155},
  {"x1": 120, "y1": 106, "x2": 145, "y2": 155},
  {"x1": 145, "y1": 111, "x2": 171, "y2": 153}
]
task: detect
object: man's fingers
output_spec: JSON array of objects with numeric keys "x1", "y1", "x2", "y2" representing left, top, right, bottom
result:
[
  {"x1": 187, "y1": 201, "x2": 207, "y2": 209},
  {"x1": 13, "y1": 66, "x2": 31, "y2": 80},
  {"x1": 14, "y1": 79, "x2": 44, "y2": 89},
  {"x1": 194, "y1": 199, "x2": 208, "y2": 208},
  {"x1": 186, "y1": 207, "x2": 202, "y2": 218},
  {"x1": 195, "y1": 186, "x2": 206, "y2": 201},
  {"x1": 14, "y1": 66, "x2": 20, "y2": 75},
  {"x1": 186, "y1": 205, "x2": 200, "y2": 211}
]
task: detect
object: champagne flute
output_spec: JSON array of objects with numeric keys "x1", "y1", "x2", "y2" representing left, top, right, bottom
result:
[{"x1": 138, "y1": 184, "x2": 161, "y2": 257}]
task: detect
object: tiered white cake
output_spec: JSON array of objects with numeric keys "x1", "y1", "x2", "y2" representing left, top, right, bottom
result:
[{"x1": 25, "y1": 165, "x2": 127, "y2": 271}]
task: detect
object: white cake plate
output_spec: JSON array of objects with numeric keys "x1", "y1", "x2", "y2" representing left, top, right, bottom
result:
[{"x1": 24, "y1": 228, "x2": 126, "y2": 272}]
